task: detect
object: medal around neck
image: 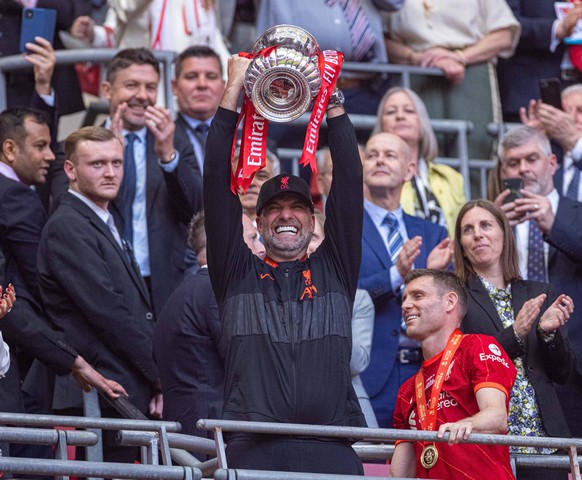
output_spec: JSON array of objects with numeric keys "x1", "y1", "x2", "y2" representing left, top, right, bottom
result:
[
  {"x1": 244, "y1": 24, "x2": 322, "y2": 122},
  {"x1": 421, "y1": 443, "x2": 438, "y2": 469}
]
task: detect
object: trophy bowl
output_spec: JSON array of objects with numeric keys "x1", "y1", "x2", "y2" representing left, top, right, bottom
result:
[{"x1": 244, "y1": 25, "x2": 322, "y2": 122}]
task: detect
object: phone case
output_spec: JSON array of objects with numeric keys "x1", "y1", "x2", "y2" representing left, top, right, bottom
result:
[
  {"x1": 19, "y1": 8, "x2": 57, "y2": 53},
  {"x1": 539, "y1": 78, "x2": 562, "y2": 110}
]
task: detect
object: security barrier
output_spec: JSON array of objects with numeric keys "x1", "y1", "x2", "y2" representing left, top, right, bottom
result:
[{"x1": 197, "y1": 418, "x2": 582, "y2": 480}]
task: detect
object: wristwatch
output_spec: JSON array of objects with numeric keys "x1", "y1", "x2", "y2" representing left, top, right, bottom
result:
[{"x1": 327, "y1": 88, "x2": 345, "y2": 110}]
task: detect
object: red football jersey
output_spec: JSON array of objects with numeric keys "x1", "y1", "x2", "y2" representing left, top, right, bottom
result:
[{"x1": 393, "y1": 333, "x2": 517, "y2": 480}]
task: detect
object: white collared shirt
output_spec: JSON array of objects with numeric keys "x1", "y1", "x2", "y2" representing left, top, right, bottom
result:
[{"x1": 364, "y1": 199, "x2": 409, "y2": 290}]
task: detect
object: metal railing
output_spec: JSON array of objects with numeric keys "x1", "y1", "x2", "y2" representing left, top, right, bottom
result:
[
  {"x1": 279, "y1": 112, "x2": 479, "y2": 199},
  {"x1": 0, "y1": 408, "x2": 206, "y2": 480},
  {"x1": 0, "y1": 49, "x2": 176, "y2": 113},
  {"x1": 197, "y1": 418, "x2": 582, "y2": 480},
  {"x1": 342, "y1": 60, "x2": 444, "y2": 89}
]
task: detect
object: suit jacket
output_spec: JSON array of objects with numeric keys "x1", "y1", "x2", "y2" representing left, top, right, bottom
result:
[
  {"x1": 542, "y1": 195, "x2": 582, "y2": 374},
  {"x1": 0, "y1": 175, "x2": 77, "y2": 412},
  {"x1": 462, "y1": 277, "x2": 573, "y2": 438},
  {"x1": 38, "y1": 192, "x2": 158, "y2": 412},
  {"x1": 109, "y1": 130, "x2": 203, "y2": 316},
  {"x1": 358, "y1": 209, "x2": 447, "y2": 398},
  {"x1": 153, "y1": 268, "x2": 224, "y2": 442},
  {"x1": 497, "y1": 0, "x2": 565, "y2": 118},
  {"x1": 174, "y1": 114, "x2": 205, "y2": 173}
]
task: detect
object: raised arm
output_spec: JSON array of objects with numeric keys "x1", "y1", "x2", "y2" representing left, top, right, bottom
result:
[{"x1": 204, "y1": 56, "x2": 251, "y2": 302}]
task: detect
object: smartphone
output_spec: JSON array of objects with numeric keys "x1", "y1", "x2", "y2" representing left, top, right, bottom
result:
[
  {"x1": 19, "y1": 8, "x2": 57, "y2": 53},
  {"x1": 502, "y1": 178, "x2": 523, "y2": 204},
  {"x1": 539, "y1": 77, "x2": 562, "y2": 110}
]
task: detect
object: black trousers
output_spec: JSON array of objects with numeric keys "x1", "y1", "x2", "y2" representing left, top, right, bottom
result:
[{"x1": 226, "y1": 435, "x2": 364, "y2": 475}]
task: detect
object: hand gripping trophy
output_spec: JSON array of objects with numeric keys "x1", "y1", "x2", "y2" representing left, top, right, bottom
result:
[{"x1": 231, "y1": 25, "x2": 344, "y2": 193}]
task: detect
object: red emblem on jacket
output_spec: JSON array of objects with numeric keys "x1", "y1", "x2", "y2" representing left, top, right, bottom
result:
[{"x1": 300, "y1": 269, "x2": 318, "y2": 300}]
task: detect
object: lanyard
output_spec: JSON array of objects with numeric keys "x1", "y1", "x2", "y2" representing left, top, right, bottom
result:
[{"x1": 415, "y1": 329, "x2": 464, "y2": 431}]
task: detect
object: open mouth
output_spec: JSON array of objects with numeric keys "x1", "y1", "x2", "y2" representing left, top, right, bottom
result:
[
  {"x1": 405, "y1": 314, "x2": 419, "y2": 324},
  {"x1": 275, "y1": 225, "x2": 298, "y2": 235}
]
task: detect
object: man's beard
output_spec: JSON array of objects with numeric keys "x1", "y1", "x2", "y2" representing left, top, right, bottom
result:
[{"x1": 263, "y1": 231, "x2": 313, "y2": 261}]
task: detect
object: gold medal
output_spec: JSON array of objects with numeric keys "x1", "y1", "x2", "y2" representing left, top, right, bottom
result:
[{"x1": 420, "y1": 444, "x2": 438, "y2": 469}]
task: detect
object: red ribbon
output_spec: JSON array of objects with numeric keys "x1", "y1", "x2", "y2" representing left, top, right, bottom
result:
[
  {"x1": 300, "y1": 50, "x2": 344, "y2": 172},
  {"x1": 230, "y1": 48, "x2": 343, "y2": 194}
]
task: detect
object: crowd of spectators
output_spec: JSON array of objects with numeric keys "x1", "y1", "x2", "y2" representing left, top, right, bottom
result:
[{"x1": 2, "y1": 0, "x2": 582, "y2": 478}]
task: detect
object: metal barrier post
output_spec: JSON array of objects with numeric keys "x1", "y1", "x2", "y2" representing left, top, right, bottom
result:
[
  {"x1": 82, "y1": 388, "x2": 103, "y2": 480},
  {"x1": 214, "y1": 427, "x2": 228, "y2": 469},
  {"x1": 570, "y1": 445, "x2": 581, "y2": 480},
  {"x1": 54, "y1": 429, "x2": 70, "y2": 480}
]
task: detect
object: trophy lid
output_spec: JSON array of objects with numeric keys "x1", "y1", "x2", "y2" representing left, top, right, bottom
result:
[{"x1": 252, "y1": 24, "x2": 321, "y2": 58}]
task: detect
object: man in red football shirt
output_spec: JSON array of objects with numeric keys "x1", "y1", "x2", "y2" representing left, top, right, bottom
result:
[{"x1": 390, "y1": 269, "x2": 517, "y2": 480}]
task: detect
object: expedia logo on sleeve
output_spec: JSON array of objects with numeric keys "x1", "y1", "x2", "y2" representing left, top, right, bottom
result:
[{"x1": 479, "y1": 343, "x2": 509, "y2": 368}]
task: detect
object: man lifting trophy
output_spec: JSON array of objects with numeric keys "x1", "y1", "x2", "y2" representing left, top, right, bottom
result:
[{"x1": 202, "y1": 25, "x2": 367, "y2": 475}]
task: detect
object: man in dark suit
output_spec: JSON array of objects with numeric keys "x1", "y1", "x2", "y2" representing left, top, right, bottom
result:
[
  {"x1": 358, "y1": 132, "x2": 452, "y2": 428},
  {"x1": 38, "y1": 126, "x2": 160, "y2": 462},
  {"x1": 495, "y1": 124, "x2": 582, "y2": 437},
  {"x1": 0, "y1": 108, "x2": 127, "y2": 466},
  {"x1": 154, "y1": 211, "x2": 223, "y2": 453},
  {"x1": 102, "y1": 48, "x2": 203, "y2": 316},
  {"x1": 172, "y1": 46, "x2": 225, "y2": 175}
]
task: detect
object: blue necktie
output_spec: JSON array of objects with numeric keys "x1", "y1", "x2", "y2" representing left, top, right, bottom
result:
[
  {"x1": 194, "y1": 123, "x2": 209, "y2": 151},
  {"x1": 566, "y1": 159, "x2": 582, "y2": 200},
  {"x1": 121, "y1": 133, "x2": 137, "y2": 244},
  {"x1": 383, "y1": 213, "x2": 404, "y2": 265},
  {"x1": 527, "y1": 221, "x2": 547, "y2": 282}
]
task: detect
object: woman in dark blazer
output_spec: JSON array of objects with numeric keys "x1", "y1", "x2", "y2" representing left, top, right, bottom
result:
[{"x1": 454, "y1": 199, "x2": 575, "y2": 480}]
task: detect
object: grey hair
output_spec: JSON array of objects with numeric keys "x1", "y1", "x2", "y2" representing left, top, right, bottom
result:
[{"x1": 498, "y1": 125, "x2": 552, "y2": 161}]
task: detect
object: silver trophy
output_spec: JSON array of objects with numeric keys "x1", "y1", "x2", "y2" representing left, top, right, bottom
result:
[{"x1": 244, "y1": 25, "x2": 322, "y2": 122}]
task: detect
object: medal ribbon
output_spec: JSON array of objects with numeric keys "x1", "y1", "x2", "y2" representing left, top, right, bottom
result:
[
  {"x1": 415, "y1": 329, "x2": 464, "y2": 432},
  {"x1": 230, "y1": 49, "x2": 344, "y2": 194}
]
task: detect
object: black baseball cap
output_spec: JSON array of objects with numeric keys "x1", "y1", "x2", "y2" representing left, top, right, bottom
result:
[{"x1": 256, "y1": 173, "x2": 314, "y2": 216}]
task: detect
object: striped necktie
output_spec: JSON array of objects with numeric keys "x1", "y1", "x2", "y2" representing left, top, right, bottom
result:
[
  {"x1": 325, "y1": 0, "x2": 376, "y2": 61},
  {"x1": 383, "y1": 213, "x2": 404, "y2": 265}
]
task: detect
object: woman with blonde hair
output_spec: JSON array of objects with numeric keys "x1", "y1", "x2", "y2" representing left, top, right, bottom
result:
[{"x1": 373, "y1": 86, "x2": 465, "y2": 236}]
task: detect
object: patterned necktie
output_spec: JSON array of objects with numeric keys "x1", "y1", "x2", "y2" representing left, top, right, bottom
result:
[
  {"x1": 527, "y1": 221, "x2": 547, "y2": 282},
  {"x1": 325, "y1": 0, "x2": 376, "y2": 61},
  {"x1": 121, "y1": 133, "x2": 137, "y2": 244},
  {"x1": 566, "y1": 159, "x2": 582, "y2": 200},
  {"x1": 383, "y1": 213, "x2": 404, "y2": 264}
]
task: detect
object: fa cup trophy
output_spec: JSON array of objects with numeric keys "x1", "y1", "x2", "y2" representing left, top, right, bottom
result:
[
  {"x1": 232, "y1": 24, "x2": 344, "y2": 193},
  {"x1": 244, "y1": 25, "x2": 323, "y2": 122}
]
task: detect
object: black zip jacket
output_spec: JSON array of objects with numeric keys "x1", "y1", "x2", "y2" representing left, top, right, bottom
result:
[{"x1": 204, "y1": 107, "x2": 366, "y2": 427}]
